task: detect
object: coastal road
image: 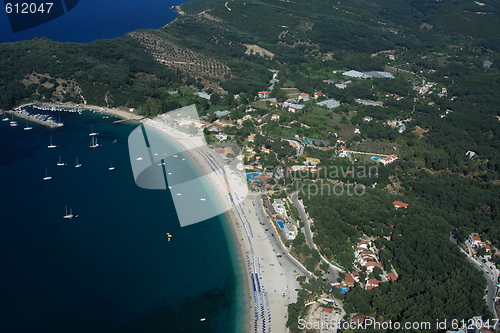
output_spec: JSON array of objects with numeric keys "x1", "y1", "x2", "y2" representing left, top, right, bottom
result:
[
  {"x1": 252, "y1": 192, "x2": 313, "y2": 279},
  {"x1": 461, "y1": 249, "x2": 499, "y2": 323},
  {"x1": 290, "y1": 192, "x2": 341, "y2": 283}
]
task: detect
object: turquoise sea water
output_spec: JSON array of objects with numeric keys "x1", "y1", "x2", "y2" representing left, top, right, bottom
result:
[{"x1": 0, "y1": 111, "x2": 244, "y2": 333}]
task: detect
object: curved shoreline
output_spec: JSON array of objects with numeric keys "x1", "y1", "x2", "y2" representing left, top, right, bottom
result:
[
  {"x1": 141, "y1": 109, "x2": 291, "y2": 332},
  {"x1": 87, "y1": 104, "x2": 291, "y2": 332}
]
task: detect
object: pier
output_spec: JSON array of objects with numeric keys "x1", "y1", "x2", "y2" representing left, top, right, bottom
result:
[{"x1": 4, "y1": 110, "x2": 63, "y2": 129}]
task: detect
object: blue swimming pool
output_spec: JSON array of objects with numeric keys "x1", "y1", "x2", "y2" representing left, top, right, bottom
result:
[
  {"x1": 246, "y1": 173, "x2": 261, "y2": 179},
  {"x1": 276, "y1": 220, "x2": 284, "y2": 228},
  {"x1": 371, "y1": 157, "x2": 381, "y2": 161}
]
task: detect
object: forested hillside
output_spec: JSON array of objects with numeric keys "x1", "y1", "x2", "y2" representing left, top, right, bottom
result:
[
  {"x1": 300, "y1": 188, "x2": 489, "y2": 324},
  {"x1": 0, "y1": 36, "x2": 181, "y2": 109}
]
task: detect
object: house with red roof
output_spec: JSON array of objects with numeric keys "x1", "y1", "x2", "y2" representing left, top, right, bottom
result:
[
  {"x1": 345, "y1": 274, "x2": 356, "y2": 287},
  {"x1": 339, "y1": 146, "x2": 350, "y2": 158},
  {"x1": 467, "y1": 232, "x2": 491, "y2": 253},
  {"x1": 298, "y1": 93, "x2": 310, "y2": 101},
  {"x1": 380, "y1": 154, "x2": 398, "y2": 165},
  {"x1": 322, "y1": 307, "x2": 333, "y2": 313},
  {"x1": 352, "y1": 314, "x2": 367, "y2": 324},
  {"x1": 314, "y1": 91, "x2": 326, "y2": 99},
  {"x1": 388, "y1": 272, "x2": 398, "y2": 282},
  {"x1": 392, "y1": 200, "x2": 408, "y2": 209},
  {"x1": 258, "y1": 91, "x2": 271, "y2": 98},
  {"x1": 366, "y1": 279, "x2": 382, "y2": 288}
]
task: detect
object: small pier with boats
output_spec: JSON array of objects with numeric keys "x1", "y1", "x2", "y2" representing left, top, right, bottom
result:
[{"x1": 1, "y1": 103, "x2": 78, "y2": 129}]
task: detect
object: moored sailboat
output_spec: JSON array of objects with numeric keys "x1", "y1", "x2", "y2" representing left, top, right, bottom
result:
[
  {"x1": 48, "y1": 136, "x2": 57, "y2": 148},
  {"x1": 89, "y1": 125, "x2": 98, "y2": 136},
  {"x1": 56, "y1": 156, "x2": 66, "y2": 166},
  {"x1": 63, "y1": 206, "x2": 74, "y2": 219},
  {"x1": 24, "y1": 120, "x2": 33, "y2": 131},
  {"x1": 89, "y1": 137, "x2": 100, "y2": 148},
  {"x1": 43, "y1": 167, "x2": 52, "y2": 181}
]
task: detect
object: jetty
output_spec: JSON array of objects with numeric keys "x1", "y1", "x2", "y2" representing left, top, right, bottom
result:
[{"x1": 4, "y1": 110, "x2": 63, "y2": 129}]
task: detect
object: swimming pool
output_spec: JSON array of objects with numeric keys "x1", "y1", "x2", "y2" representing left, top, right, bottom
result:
[
  {"x1": 276, "y1": 220, "x2": 285, "y2": 228},
  {"x1": 246, "y1": 173, "x2": 261, "y2": 179},
  {"x1": 371, "y1": 157, "x2": 381, "y2": 161}
]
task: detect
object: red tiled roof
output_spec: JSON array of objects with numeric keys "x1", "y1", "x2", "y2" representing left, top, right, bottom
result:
[
  {"x1": 392, "y1": 200, "x2": 408, "y2": 208},
  {"x1": 352, "y1": 314, "x2": 366, "y2": 323},
  {"x1": 368, "y1": 279, "x2": 382, "y2": 285},
  {"x1": 258, "y1": 175, "x2": 272, "y2": 181},
  {"x1": 322, "y1": 307, "x2": 333, "y2": 313},
  {"x1": 345, "y1": 274, "x2": 355, "y2": 283},
  {"x1": 388, "y1": 273, "x2": 398, "y2": 282},
  {"x1": 265, "y1": 184, "x2": 275, "y2": 189},
  {"x1": 366, "y1": 285, "x2": 377, "y2": 290},
  {"x1": 307, "y1": 295, "x2": 315, "y2": 302},
  {"x1": 365, "y1": 262, "x2": 382, "y2": 268}
]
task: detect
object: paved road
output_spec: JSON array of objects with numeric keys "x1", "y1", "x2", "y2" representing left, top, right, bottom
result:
[
  {"x1": 252, "y1": 192, "x2": 313, "y2": 279},
  {"x1": 290, "y1": 192, "x2": 315, "y2": 250},
  {"x1": 290, "y1": 192, "x2": 341, "y2": 283},
  {"x1": 462, "y1": 250, "x2": 499, "y2": 323}
]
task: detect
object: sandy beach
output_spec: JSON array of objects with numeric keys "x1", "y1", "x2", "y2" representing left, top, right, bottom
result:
[{"x1": 141, "y1": 109, "x2": 292, "y2": 333}]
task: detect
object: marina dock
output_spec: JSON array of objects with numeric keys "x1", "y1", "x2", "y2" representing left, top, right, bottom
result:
[{"x1": 4, "y1": 110, "x2": 64, "y2": 129}]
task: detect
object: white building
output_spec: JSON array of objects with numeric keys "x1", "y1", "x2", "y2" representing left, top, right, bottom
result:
[{"x1": 272, "y1": 199, "x2": 286, "y2": 215}]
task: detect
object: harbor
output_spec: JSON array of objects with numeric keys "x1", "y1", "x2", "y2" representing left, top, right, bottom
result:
[
  {"x1": 3, "y1": 109, "x2": 63, "y2": 129},
  {"x1": 1, "y1": 102, "x2": 78, "y2": 129},
  {"x1": 1, "y1": 102, "x2": 144, "y2": 129}
]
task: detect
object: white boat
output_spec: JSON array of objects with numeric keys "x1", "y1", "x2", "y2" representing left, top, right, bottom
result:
[
  {"x1": 200, "y1": 198, "x2": 206, "y2": 201},
  {"x1": 75, "y1": 158, "x2": 82, "y2": 168},
  {"x1": 89, "y1": 137, "x2": 99, "y2": 148},
  {"x1": 168, "y1": 172, "x2": 172, "y2": 175},
  {"x1": 89, "y1": 125, "x2": 98, "y2": 136},
  {"x1": 176, "y1": 193, "x2": 181, "y2": 196},
  {"x1": 63, "y1": 206, "x2": 74, "y2": 219},
  {"x1": 48, "y1": 136, "x2": 57, "y2": 148},
  {"x1": 200, "y1": 318, "x2": 206, "y2": 322},
  {"x1": 173, "y1": 155, "x2": 178, "y2": 157},
  {"x1": 57, "y1": 156, "x2": 65, "y2": 166},
  {"x1": 2, "y1": 116, "x2": 9, "y2": 121},
  {"x1": 108, "y1": 162, "x2": 115, "y2": 171},
  {"x1": 136, "y1": 157, "x2": 143, "y2": 161},
  {"x1": 10, "y1": 117, "x2": 18, "y2": 126},
  {"x1": 24, "y1": 121, "x2": 33, "y2": 130},
  {"x1": 43, "y1": 167, "x2": 52, "y2": 181}
]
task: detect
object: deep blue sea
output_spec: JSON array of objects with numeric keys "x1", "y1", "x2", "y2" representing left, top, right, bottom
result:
[
  {"x1": 0, "y1": 0, "x2": 181, "y2": 43},
  {"x1": 0, "y1": 111, "x2": 245, "y2": 333}
]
